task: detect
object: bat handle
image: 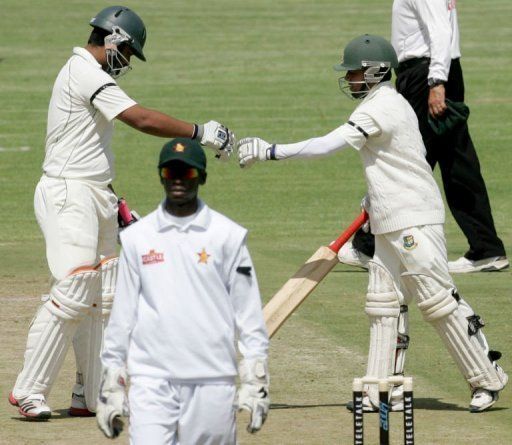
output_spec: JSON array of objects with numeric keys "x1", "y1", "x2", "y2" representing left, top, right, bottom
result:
[
  {"x1": 328, "y1": 211, "x2": 369, "y2": 254},
  {"x1": 118, "y1": 198, "x2": 134, "y2": 225}
]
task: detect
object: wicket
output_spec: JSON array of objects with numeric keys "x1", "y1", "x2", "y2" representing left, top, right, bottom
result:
[{"x1": 352, "y1": 376, "x2": 414, "y2": 445}]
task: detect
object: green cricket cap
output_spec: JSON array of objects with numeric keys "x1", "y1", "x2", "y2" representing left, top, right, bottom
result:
[{"x1": 158, "y1": 138, "x2": 207, "y2": 170}]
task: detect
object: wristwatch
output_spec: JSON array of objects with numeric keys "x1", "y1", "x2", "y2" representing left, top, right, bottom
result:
[{"x1": 428, "y1": 78, "x2": 446, "y2": 88}]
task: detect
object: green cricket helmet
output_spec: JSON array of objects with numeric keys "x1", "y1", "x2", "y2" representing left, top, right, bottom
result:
[
  {"x1": 90, "y1": 5, "x2": 147, "y2": 61},
  {"x1": 334, "y1": 34, "x2": 398, "y2": 99}
]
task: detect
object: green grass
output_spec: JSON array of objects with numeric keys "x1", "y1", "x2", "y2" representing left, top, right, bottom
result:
[{"x1": 0, "y1": 0, "x2": 511, "y2": 443}]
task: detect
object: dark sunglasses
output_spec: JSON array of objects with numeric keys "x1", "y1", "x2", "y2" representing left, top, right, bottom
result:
[{"x1": 160, "y1": 166, "x2": 199, "y2": 180}]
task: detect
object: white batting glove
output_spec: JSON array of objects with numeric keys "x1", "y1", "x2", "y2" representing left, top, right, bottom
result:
[
  {"x1": 96, "y1": 367, "x2": 129, "y2": 439},
  {"x1": 237, "y1": 137, "x2": 275, "y2": 169},
  {"x1": 195, "y1": 120, "x2": 235, "y2": 161},
  {"x1": 237, "y1": 358, "x2": 270, "y2": 433}
]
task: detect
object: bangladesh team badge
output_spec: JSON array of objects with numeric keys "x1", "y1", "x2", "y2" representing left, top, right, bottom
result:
[{"x1": 403, "y1": 235, "x2": 417, "y2": 250}]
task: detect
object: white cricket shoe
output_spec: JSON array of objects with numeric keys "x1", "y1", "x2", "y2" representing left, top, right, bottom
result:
[
  {"x1": 470, "y1": 389, "x2": 499, "y2": 413},
  {"x1": 68, "y1": 383, "x2": 95, "y2": 417},
  {"x1": 337, "y1": 242, "x2": 371, "y2": 270},
  {"x1": 9, "y1": 392, "x2": 51, "y2": 420},
  {"x1": 448, "y1": 256, "x2": 509, "y2": 273},
  {"x1": 469, "y1": 362, "x2": 508, "y2": 413}
]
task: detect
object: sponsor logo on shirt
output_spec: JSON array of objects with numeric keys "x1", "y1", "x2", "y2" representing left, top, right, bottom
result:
[
  {"x1": 403, "y1": 235, "x2": 418, "y2": 250},
  {"x1": 142, "y1": 249, "x2": 165, "y2": 265},
  {"x1": 197, "y1": 248, "x2": 210, "y2": 264}
]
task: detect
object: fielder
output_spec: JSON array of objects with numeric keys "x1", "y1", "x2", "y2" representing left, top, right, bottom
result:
[
  {"x1": 9, "y1": 5, "x2": 235, "y2": 419},
  {"x1": 237, "y1": 34, "x2": 507, "y2": 412},
  {"x1": 96, "y1": 138, "x2": 269, "y2": 444}
]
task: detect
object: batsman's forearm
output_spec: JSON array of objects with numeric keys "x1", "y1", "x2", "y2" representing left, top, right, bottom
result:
[
  {"x1": 274, "y1": 125, "x2": 349, "y2": 160},
  {"x1": 117, "y1": 105, "x2": 195, "y2": 138}
]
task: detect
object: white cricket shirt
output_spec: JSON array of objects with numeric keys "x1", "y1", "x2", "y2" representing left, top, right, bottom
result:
[
  {"x1": 344, "y1": 83, "x2": 445, "y2": 233},
  {"x1": 43, "y1": 47, "x2": 136, "y2": 184},
  {"x1": 273, "y1": 82, "x2": 445, "y2": 234},
  {"x1": 102, "y1": 200, "x2": 269, "y2": 380},
  {"x1": 391, "y1": 0, "x2": 461, "y2": 81}
]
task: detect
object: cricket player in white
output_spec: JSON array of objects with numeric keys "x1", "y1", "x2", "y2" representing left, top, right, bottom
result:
[
  {"x1": 96, "y1": 138, "x2": 269, "y2": 444},
  {"x1": 9, "y1": 6, "x2": 235, "y2": 420},
  {"x1": 237, "y1": 35, "x2": 507, "y2": 412}
]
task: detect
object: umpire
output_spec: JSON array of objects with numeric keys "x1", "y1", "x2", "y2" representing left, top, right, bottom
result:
[{"x1": 391, "y1": 0, "x2": 508, "y2": 273}]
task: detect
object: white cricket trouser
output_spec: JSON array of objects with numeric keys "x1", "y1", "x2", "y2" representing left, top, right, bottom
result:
[
  {"x1": 129, "y1": 376, "x2": 237, "y2": 445},
  {"x1": 13, "y1": 175, "x2": 118, "y2": 400},
  {"x1": 34, "y1": 175, "x2": 118, "y2": 280},
  {"x1": 373, "y1": 224, "x2": 453, "y2": 299}
]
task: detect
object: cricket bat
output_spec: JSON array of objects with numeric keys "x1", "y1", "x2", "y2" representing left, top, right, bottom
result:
[{"x1": 264, "y1": 211, "x2": 369, "y2": 338}]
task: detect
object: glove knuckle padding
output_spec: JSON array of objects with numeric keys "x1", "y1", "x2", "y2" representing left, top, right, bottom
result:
[
  {"x1": 401, "y1": 272, "x2": 505, "y2": 391},
  {"x1": 238, "y1": 358, "x2": 269, "y2": 433},
  {"x1": 14, "y1": 269, "x2": 101, "y2": 396},
  {"x1": 74, "y1": 258, "x2": 119, "y2": 412},
  {"x1": 97, "y1": 367, "x2": 128, "y2": 438},
  {"x1": 364, "y1": 262, "x2": 402, "y2": 405}
]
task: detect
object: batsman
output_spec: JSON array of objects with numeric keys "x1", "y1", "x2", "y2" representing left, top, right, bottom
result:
[
  {"x1": 9, "y1": 5, "x2": 235, "y2": 419},
  {"x1": 237, "y1": 34, "x2": 507, "y2": 412}
]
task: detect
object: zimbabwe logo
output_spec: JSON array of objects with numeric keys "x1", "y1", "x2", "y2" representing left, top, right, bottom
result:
[
  {"x1": 403, "y1": 235, "x2": 417, "y2": 250},
  {"x1": 197, "y1": 248, "x2": 210, "y2": 264},
  {"x1": 173, "y1": 143, "x2": 186, "y2": 152},
  {"x1": 142, "y1": 249, "x2": 165, "y2": 265}
]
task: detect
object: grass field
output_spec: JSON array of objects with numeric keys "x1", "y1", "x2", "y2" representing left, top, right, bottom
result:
[{"x1": 1, "y1": 0, "x2": 511, "y2": 443}]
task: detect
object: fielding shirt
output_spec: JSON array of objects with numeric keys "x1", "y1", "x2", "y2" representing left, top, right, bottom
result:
[
  {"x1": 43, "y1": 47, "x2": 136, "y2": 184},
  {"x1": 102, "y1": 201, "x2": 269, "y2": 380},
  {"x1": 392, "y1": 0, "x2": 461, "y2": 81}
]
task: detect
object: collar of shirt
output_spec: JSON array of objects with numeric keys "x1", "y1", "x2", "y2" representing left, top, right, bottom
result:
[
  {"x1": 361, "y1": 81, "x2": 393, "y2": 104},
  {"x1": 72, "y1": 47, "x2": 103, "y2": 69},
  {"x1": 155, "y1": 199, "x2": 211, "y2": 233}
]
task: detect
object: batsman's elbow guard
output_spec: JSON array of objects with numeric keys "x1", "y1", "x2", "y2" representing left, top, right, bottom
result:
[{"x1": 237, "y1": 358, "x2": 270, "y2": 433}]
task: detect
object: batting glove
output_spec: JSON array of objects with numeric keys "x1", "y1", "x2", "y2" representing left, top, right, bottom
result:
[
  {"x1": 360, "y1": 195, "x2": 371, "y2": 232},
  {"x1": 237, "y1": 358, "x2": 270, "y2": 433},
  {"x1": 96, "y1": 367, "x2": 129, "y2": 439},
  {"x1": 194, "y1": 120, "x2": 235, "y2": 161},
  {"x1": 237, "y1": 137, "x2": 275, "y2": 169}
]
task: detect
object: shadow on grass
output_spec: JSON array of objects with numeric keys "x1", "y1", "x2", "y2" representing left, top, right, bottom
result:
[
  {"x1": 272, "y1": 398, "x2": 508, "y2": 412},
  {"x1": 271, "y1": 403, "x2": 345, "y2": 410},
  {"x1": 10, "y1": 408, "x2": 94, "y2": 422}
]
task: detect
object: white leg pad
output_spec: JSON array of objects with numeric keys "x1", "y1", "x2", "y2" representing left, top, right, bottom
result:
[
  {"x1": 364, "y1": 262, "x2": 401, "y2": 404},
  {"x1": 394, "y1": 305, "x2": 410, "y2": 375},
  {"x1": 73, "y1": 257, "x2": 118, "y2": 412},
  {"x1": 13, "y1": 269, "x2": 100, "y2": 398},
  {"x1": 402, "y1": 272, "x2": 506, "y2": 391}
]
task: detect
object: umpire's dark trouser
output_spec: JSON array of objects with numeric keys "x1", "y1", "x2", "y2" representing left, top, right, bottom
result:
[{"x1": 353, "y1": 58, "x2": 505, "y2": 260}]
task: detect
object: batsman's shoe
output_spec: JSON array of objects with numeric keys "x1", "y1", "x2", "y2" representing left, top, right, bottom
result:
[
  {"x1": 337, "y1": 242, "x2": 371, "y2": 270},
  {"x1": 68, "y1": 384, "x2": 95, "y2": 417},
  {"x1": 470, "y1": 389, "x2": 500, "y2": 413},
  {"x1": 9, "y1": 392, "x2": 51, "y2": 420},
  {"x1": 469, "y1": 362, "x2": 508, "y2": 413},
  {"x1": 448, "y1": 256, "x2": 509, "y2": 273}
]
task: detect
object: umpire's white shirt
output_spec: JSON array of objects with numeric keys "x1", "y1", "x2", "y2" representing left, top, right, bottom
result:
[
  {"x1": 102, "y1": 200, "x2": 269, "y2": 380},
  {"x1": 43, "y1": 47, "x2": 136, "y2": 184},
  {"x1": 391, "y1": 0, "x2": 461, "y2": 81}
]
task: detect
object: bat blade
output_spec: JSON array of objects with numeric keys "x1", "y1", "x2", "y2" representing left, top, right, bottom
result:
[
  {"x1": 264, "y1": 211, "x2": 368, "y2": 338},
  {"x1": 264, "y1": 246, "x2": 338, "y2": 337}
]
